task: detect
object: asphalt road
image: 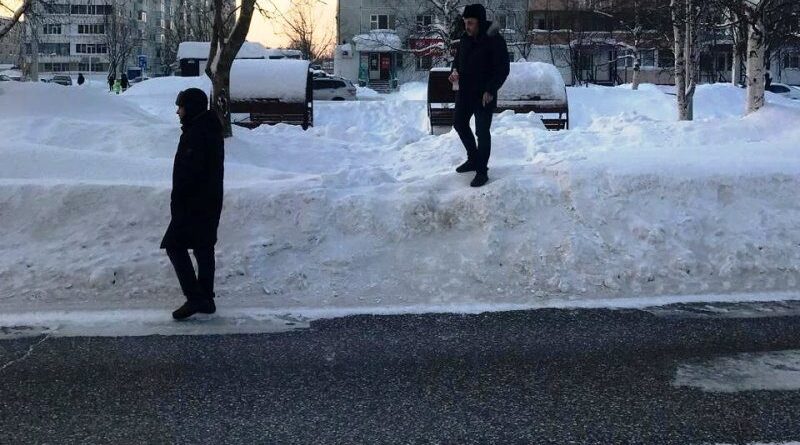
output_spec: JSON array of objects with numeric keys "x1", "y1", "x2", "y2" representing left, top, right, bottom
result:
[{"x1": 2, "y1": 303, "x2": 800, "y2": 444}]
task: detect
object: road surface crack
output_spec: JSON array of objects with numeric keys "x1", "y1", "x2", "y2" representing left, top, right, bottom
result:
[{"x1": 0, "y1": 334, "x2": 50, "y2": 372}]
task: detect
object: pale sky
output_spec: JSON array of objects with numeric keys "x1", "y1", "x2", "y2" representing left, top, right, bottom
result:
[{"x1": 251, "y1": 0, "x2": 337, "y2": 48}]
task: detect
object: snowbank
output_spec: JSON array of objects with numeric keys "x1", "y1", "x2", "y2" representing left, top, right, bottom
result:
[
  {"x1": 230, "y1": 59, "x2": 310, "y2": 101},
  {"x1": 498, "y1": 62, "x2": 567, "y2": 102},
  {"x1": 2, "y1": 80, "x2": 800, "y2": 314}
]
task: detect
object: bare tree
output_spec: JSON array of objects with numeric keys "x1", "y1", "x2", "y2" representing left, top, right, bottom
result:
[
  {"x1": 670, "y1": 0, "x2": 705, "y2": 120},
  {"x1": 259, "y1": 0, "x2": 334, "y2": 63},
  {"x1": 105, "y1": 0, "x2": 139, "y2": 77},
  {"x1": 206, "y1": 0, "x2": 257, "y2": 138},
  {"x1": 0, "y1": 0, "x2": 32, "y2": 41}
]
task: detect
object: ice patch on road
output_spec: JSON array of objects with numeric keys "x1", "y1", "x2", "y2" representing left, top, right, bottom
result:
[{"x1": 675, "y1": 350, "x2": 800, "y2": 393}]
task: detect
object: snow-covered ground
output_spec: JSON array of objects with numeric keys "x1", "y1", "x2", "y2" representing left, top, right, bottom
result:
[{"x1": 2, "y1": 77, "x2": 800, "y2": 315}]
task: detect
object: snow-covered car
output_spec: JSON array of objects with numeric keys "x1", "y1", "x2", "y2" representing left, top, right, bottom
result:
[
  {"x1": 313, "y1": 76, "x2": 357, "y2": 101},
  {"x1": 51, "y1": 75, "x2": 73, "y2": 86},
  {"x1": 0, "y1": 74, "x2": 11, "y2": 81},
  {"x1": 766, "y1": 83, "x2": 800, "y2": 100}
]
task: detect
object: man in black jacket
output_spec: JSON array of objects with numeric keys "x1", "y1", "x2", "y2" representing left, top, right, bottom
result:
[
  {"x1": 449, "y1": 4, "x2": 510, "y2": 187},
  {"x1": 161, "y1": 88, "x2": 225, "y2": 320}
]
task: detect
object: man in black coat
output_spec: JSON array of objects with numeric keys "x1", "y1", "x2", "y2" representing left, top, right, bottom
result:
[
  {"x1": 161, "y1": 88, "x2": 225, "y2": 320},
  {"x1": 449, "y1": 3, "x2": 510, "y2": 187}
]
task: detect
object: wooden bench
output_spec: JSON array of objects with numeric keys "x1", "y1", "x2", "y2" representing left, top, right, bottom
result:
[
  {"x1": 427, "y1": 68, "x2": 569, "y2": 133},
  {"x1": 229, "y1": 60, "x2": 314, "y2": 130}
]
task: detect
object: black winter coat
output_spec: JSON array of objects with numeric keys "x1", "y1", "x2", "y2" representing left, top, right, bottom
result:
[
  {"x1": 160, "y1": 110, "x2": 225, "y2": 249},
  {"x1": 451, "y1": 21, "x2": 511, "y2": 107}
]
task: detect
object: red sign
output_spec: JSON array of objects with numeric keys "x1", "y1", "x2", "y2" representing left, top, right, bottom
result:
[{"x1": 410, "y1": 38, "x2": 445, "y2": 57}]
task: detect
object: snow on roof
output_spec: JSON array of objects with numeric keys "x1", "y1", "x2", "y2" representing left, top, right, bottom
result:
[
  {"x1": 498, "y1": 62, "x2": 567, "y2": 102},
  {"x1": 230, "y1": 59, "x2": 310, "y2": 102},
  {"x1": 430, "y1": 67, "x2": 452, "y2": 72},
  {"x1": 352, "y1": 30, "x2": 403, "y2": 53},
  {"x1": 177, "y1": 41, "x2": 268, "y2": 61}
]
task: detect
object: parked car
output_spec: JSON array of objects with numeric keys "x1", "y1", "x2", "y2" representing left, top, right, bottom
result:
[
  {"x1": 0, "y1": 74, "x2": 11, "y2": 82},
  {"x1": 312, "y1": 76, "x2": 357, "y2": 101},
  {"x1": 51, "y1": 75, "x2": 73, "y2": 86},
  {"x1": 766, "y1": 83, "x2": 800, "y2": 100}
]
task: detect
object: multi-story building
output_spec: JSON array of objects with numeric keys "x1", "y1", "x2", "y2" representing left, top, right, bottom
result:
[
  {"x1": 335, "y1": 0, "x2": 528, "y2": 92},
  {"x1": 0, "y1": 17, "x2": 23, "y2": 68},
  {"x1": 21, "y1": 0, "x2": 169, "y2": 78}
]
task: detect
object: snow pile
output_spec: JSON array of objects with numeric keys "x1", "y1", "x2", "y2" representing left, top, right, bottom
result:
[
  {"x1": 230, "y1": 59, "x2": 310, "y2": 101},
  {"x1": 177, "y1": 41, "x2": 268, "y2": 60},
  {"x1": 498, "y1": 62, "x2": 567, "y2": 102},
  {"x1": 2, "y1": 80, "x2": 800, "y2": 314}
]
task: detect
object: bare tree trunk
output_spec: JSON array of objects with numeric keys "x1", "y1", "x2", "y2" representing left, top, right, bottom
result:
[
  {"x1": 0, "y1": 0, "x2": 31, "y2": 40},
  {"x1": 672, "y1": 0, "x2": 689, "y2": 120},
  {"x1": 207, "y1": 0, "x2": 257, "y2": 138},
  {"x1": 745, "y1": 11, "x2": 766, "y2": 114},
  {"x1": 631, "y1": 47, "x2": 641, "y2": 90},
  {"x1": 684, "y1": 0, "x2": 697, "y2": 121}
]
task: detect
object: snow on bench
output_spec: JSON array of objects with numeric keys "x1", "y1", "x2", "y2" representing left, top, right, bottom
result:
[
  {"x1": 229, "y1": 59, "x2": 313, "y2": 130},
  {"x1": 427, "y1": 62, "x2": 569, "y2": 133}
]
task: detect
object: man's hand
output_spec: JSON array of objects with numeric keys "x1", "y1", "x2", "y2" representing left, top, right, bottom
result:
[
  {"x1": 449, "y1": 70, "x2": 459, "y2": 84},
  {"x1": 482, "y1": 92, "x2": 494, "y2": 107}
]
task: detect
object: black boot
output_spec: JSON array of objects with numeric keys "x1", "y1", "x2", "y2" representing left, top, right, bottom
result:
[
  {"x1": 172, "y1": 299, "x2": 216, "y2": 320},
  {"x1": 455, "y1": 159, "x2": 476, "y2": 173},
  {"x1": 470, "y1": 171, "x2": 489, "y2": 187}
]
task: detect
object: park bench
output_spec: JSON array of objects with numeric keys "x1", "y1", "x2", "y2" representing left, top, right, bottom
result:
[{"x1": 427, "y1": 62, "x2": 569, "y2": 134}]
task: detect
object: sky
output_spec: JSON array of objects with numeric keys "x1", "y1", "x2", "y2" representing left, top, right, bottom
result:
[
  {"x1": 250, "y1": 0, "x2": 337, "y2": 48},
  {"x1": 0, "y1": 0, "x2": 337, "y2": 49}
]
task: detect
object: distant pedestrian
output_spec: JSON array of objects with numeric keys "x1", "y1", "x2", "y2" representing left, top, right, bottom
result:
[
  {"x1": 764, "y1": 72, "x2": 772, "y2": 90},
  {"x1": 77, "y1": 73, "x2": 85, "y2": 86},
  {"x1": 121, "y1": 73, "x2": 129, "y2": 91},
  {"x1": 113, "y1": 79, "x2": 121, "y2": 94},
  {"x1": 107, "y1": 73, "x2": 115, "y2": 92},
  {"x1": 162, "y1": 88, "x2": 225, "y2": 320}
]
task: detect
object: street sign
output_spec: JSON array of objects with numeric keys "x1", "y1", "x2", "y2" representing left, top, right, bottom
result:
[{"x1": 138, "y1": 55, "x2": 147, "y2": 70}]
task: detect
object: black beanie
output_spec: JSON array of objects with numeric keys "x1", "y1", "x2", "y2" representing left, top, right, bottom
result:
[
  {"x1": 175, "y1": 88, "x2": 209, "y2": 121},
  {"x1": 462, "y1": 4, "x2": 487, "y2": 22}
]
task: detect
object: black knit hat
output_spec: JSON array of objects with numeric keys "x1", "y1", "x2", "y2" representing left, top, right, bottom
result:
[
  {"x1": 175, "y1": 88, "x2": 209, "y2": 121},
  {"x1": 462, "y1": 4, "x2": 487, "y2": 22}
]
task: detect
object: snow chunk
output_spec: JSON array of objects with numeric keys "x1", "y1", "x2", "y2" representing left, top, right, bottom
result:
[
  {"x1": 230, "y1": 59, "x2": 310, "y2": 102},
  {"x1": 498, "y1": 62, "x2": 567, "y2": 102}
]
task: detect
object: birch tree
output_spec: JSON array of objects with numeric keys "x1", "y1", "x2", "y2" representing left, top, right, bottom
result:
[{"x1": 671, "y1": 0, "x2": 702, "y2": 120}]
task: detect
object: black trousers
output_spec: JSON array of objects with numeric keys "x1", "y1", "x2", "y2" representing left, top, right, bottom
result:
[
  {"x1": 166, "y1": 247, "x2": 215, "y2": 301},
  {"x1": 453, "y1": 94, "x2": 494, "y2": 174}
]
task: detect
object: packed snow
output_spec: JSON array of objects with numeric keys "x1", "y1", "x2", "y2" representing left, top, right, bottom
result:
[
  {"x1": 1, "y1": 77, "x2": 800, "y2": 315},
  {"x1": 498, "y1": 62, "x2": 567, "y2": 102},
  {"x1": 230, "y1": 59, "x2": 310, "y2": 101}
]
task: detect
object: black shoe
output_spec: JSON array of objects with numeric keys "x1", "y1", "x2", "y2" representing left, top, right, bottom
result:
[
  {"x1": 456, "y1": 160, "x2": 476, "y2": 173},
  {"x1": 172, "y1": 299, "x2": 216, "y2": 320},
  {"x1": 470, "y1": 171, "x2": 489, "y2": 187}
]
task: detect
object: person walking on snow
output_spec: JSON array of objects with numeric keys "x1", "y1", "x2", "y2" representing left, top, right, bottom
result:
[
  {"x1": 161, "y1": 88, "x2": 225, "y2": 320},
  {"x1": 449, "y1": 3, "x2": 510, "y2": 188},
  {"x1": 107, "y1": 72, "x2": 115, "y2": 92},
  {"x1": 121, "y1": 73, "x2": 129, "y2": 91},
  {"x1": 77, "y1": 73, "x2": 85, "y2": 86}
]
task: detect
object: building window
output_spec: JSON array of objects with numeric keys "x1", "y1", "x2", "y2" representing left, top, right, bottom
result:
[
  {"x1": 138, "y1": 11, "x2": 147, "y2": 21},
  {"x1": 75, "y1": 44, "x2": 108, "y2": 54},
  {"x1": 784, "y1": 53, "x2": 800, "y2": 69},
  {"x1": 416, "y1": 14, "x2": 432, "y2": 32},
  {"x1": 42, "y1": 24, "x2": 62, "y2": 34},
  {"x1": 416, "y1": 55, "x2": 432, "y2": 71},
  {"x1": 370, "y1": 14, "x2": 391, "y2": 30},
  {"x1": 496, "y1": 14, "x2": 516, "y2": 30},
  {"x1": 657, "y1": 50, "x2": 674, "y2": 68},
  {"x1": 78, "y1": 24, "x2": 105, "y2": 34}
]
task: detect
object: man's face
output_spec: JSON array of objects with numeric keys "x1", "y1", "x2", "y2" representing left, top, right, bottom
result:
[
  {"x1": 177, "y1": 106, "x2": 186, "y2": 120},
  {"x1": 464, "y1": 18, "x2": 479, "y2": 37}
]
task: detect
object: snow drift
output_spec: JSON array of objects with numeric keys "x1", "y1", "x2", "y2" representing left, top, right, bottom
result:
[{"x1": 2, "y1": 79, "x2": 800, "y2": 313}]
